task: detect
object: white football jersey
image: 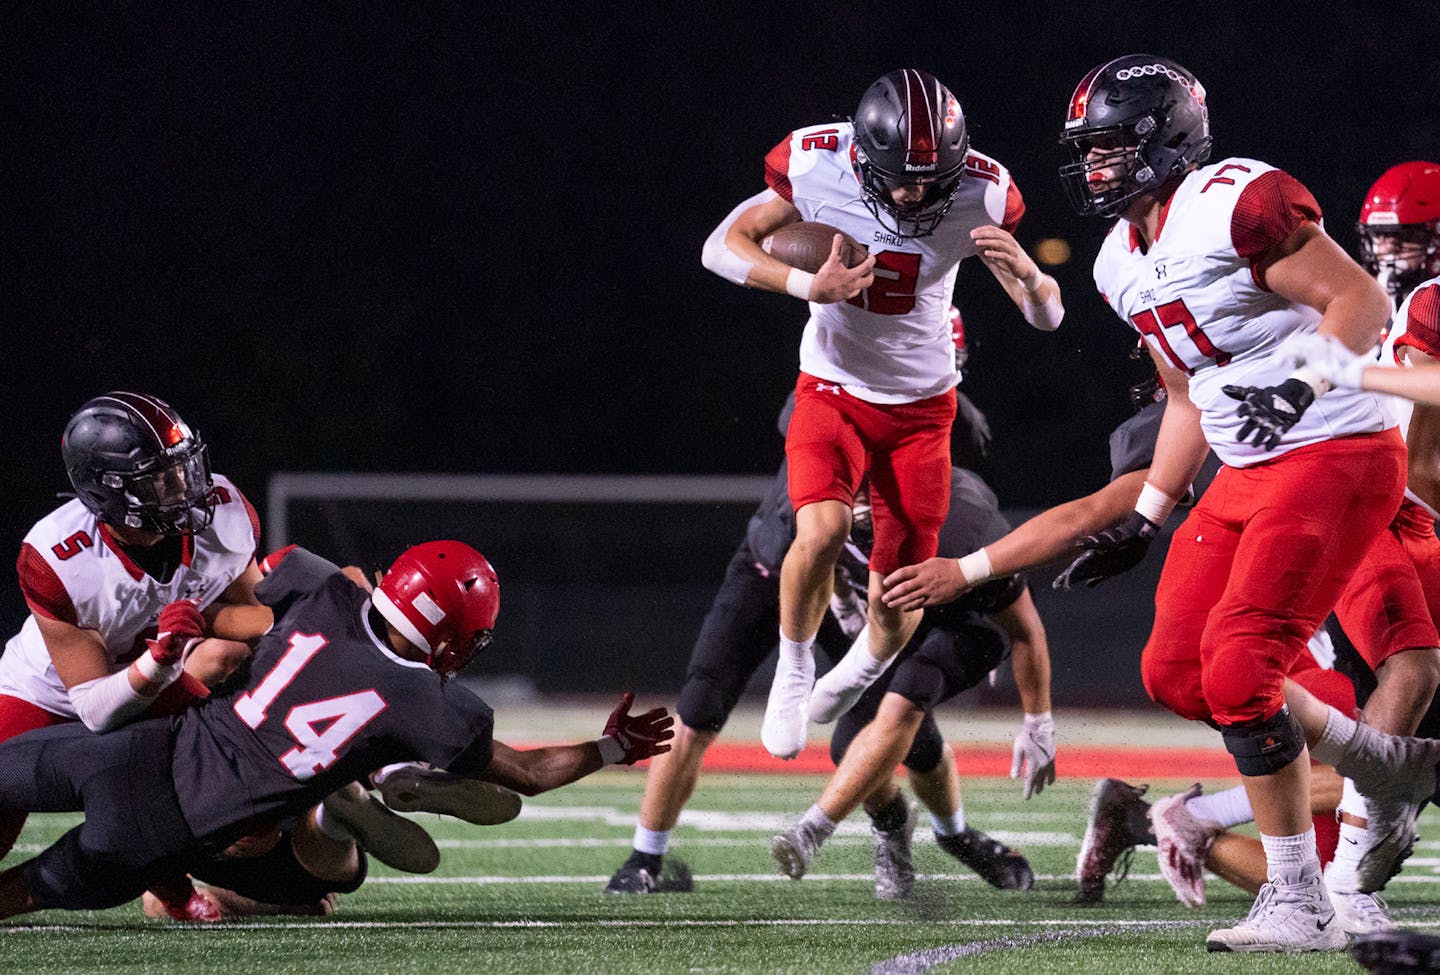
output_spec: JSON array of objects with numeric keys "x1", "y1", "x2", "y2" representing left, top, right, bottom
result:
[
  {"x1": 1093, "y1": 157, "x2": 1394, "y2": 467},
  {"x1": 766, "y1": 122, "x2": 1024, "y2": 403},
  {"x1": 0, "y1": 474, "x2": 259, "y2": 718},
  {"x1": 1381, "y1": 276, "x2": 1440, "y2": 516}
]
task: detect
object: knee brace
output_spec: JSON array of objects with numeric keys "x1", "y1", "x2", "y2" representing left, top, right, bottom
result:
[
  {"x1": 901, "y1": 713, "x2": 944, "y2": 774},
  {"x1": 1220, "y1": 706, "x2": 1305, "y2": 776}
]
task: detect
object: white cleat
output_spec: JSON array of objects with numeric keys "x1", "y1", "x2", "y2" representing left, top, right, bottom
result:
[
  {"x1": 322, "y1": 781, "x2": 441, "y2": 874},
  {"x1": 760, "y1": 650, "x2": 814, "y2": 759},
  {"x1": 1150, "y1": 783, "x2": 1222, "y2": 908},
  {"x1": 1205, "y1": 874, "x2": 1349, "y2": 953},
  {"x1": 375, "y1": 764, "x2": 523, "y2": 826},
  {"x1": 1326, "y1": 882, "x2": 1396, "y2": 936},
  {"x1": 1356, "y1": 797, "x2": 1420, "y2": 893},
  {"x1": 1338, "y1": 724, "x2": 1440, "y2": 892}
]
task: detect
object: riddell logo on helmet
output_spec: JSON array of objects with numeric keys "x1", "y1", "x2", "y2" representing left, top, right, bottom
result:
[
  {"x1": 1366, "y1": 211, "x2": 1400, "y2": 224},
  {"x1": 905, "y1": 161, "x2": 938, "y2": 172}
]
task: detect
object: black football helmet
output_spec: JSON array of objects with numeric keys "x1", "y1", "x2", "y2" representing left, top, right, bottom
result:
[
  {"x1": 1058, "y1": 55, "x2": 1212, "y2": 218},
  {"x1": 62, "y1": 391, "x2": 215, "y2": 536},
  {"x1": 853, "y1": 68, "x2": 969, "y2": 238}
]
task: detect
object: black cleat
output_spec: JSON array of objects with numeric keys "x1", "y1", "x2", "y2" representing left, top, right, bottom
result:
[
  {"x1": 1074, "y1": 778, "x2": 1153, "y2": 905},
  {"x1": 604, "y1": 852, "x2": 694, "y2": 894},
  {"x1": 937, "y1": 826, "x2": 1034, "y2": 890},
  {"x1": 1353, "y1": 930, "x2": 1440, "y2": 974}
]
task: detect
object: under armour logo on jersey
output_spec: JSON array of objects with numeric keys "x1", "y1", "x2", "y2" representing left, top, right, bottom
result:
[
  {"x1": 815, "y1": 382, "x2": 841, "y2": 395},
  {"x1": 1154, "y1": 263, "x2": 1167, "y2": 279}
]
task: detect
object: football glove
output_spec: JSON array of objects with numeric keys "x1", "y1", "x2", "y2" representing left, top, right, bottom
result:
[
  {"x1": 1053, "y1": 511, "x2": 1160, "y2": 590},
  {"x1": 1010, "y1": 713, "x2": 1056, "y2": 800},
  {"x1": 1287, "y1": 333, "x2": 1370, "y2": 390},
  {"x1": 600, "y1": 692, "x2": 675, "y2": 765},
  {"x1": 148, "y1": 599, "x2": 207, "y2": 666},
  {"x1": 1224, "y1": 377, "x2": 1316, "y2": 451}
]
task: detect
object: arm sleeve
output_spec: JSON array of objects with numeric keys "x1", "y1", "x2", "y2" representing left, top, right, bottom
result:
[
  {"x1": 1230, "y1": 170, "x2": 1322, "y2": 288},
  {"x1": 1395, "y1": 284, "x2": 1440, "y2": 359},
  {"x1": 17, "y1": 543, "x2": 77, "y2": 624},
  {"x1": 68, "y1": 668, "x2": 156, "y2": 732}
]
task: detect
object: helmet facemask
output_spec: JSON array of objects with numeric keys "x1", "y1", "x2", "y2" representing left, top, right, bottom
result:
[
  {"x1": 1059, "y1": 115, "x2": 1176, "y2": 218},
  {"x1": 103, "y1": 439, "x2": 215, "y2": 536},
  {"x1": 1357, "y1": 223, "x2": 1440, "y2": 301},
  {"x1": 856, "y1": 148, "x2": 965, "y2": 238}
]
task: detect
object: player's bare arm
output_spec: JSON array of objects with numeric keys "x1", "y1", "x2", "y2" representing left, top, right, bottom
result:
[
  {"x1": 972, "y1": 225, "x2": 1063, "y2": 331},
  {"x1": 881, "y1": 470, "x2": 1149, "y2": 611},
  {"x1": 480, "y1": 740, "x2": 606, "y2": 796},
  {"x1": 721, "y1": 193, "x2": 875, "y2": 302},
  {"x1": 36, "y1": 614, "x2": 123, "y2": 691},
  {"x1": 207, "y1": 560, "x2": 273, "y2": 642},
  {"x1": 994, "y1": 589, "x2": 1051, "y2": 717},
  {"x1": 1262, "y1": 222, "x2": 1391, "y2": 354},
  {"x1": 1143, "y1": 352, "x2": 1210, "y2": 501},
  {"x1": 1400, "y1": 348, "x2": 1440, "y2": 509}
]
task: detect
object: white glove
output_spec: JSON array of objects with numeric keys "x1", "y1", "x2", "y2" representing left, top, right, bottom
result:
[
  {"x1": 1010, "y1": 712, "x2": 1056, "y2": 800},
  {"x1": 1286, "y1": 332, "x2": 1371, "y2": 389}
]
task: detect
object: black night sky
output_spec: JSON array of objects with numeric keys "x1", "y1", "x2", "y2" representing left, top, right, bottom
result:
[{"x1": 3, "y1": 2, "x2": 1439, "y2": 643}]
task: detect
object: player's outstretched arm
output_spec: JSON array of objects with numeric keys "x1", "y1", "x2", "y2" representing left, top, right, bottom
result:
[
  {"x1": 972, "y1": 225, "x2": 1062, "y2": 331},
  {"x1": 991, "y1": 589, "x2": 1055, "y2": 800},
  {"x1": 881, "y1": 471, "x2": 1149, "y2": 610},
  {"x1": 479, "y1": 694, "x2": 675, "y2": 796}
]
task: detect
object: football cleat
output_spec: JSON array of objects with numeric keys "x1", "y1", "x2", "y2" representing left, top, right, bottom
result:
[
  {"x1": 760, "y1": 649, "x2": 815, "y2": 759},
  {"x1": 1356, "y1": 796, "x2": 1420, "y2": 893},
  {"x1": 375, "y1": 764, "x2": 523, "y2": 826},
  {"x1": 1074, "y1": 778, "x2": 1153, "y2": 904},
  {"x1": 1352, "y1": 929, "x2": 1440, "y2": 974},
  {"x1": 322, "y1": 781, "x2": 440, "y2": 874},
  {"x1": 1150, "y1": 783, "x2": 1222, "y2": 908},
  {"x1": 872, "y1": 800, "x2": 918, "y2": 901},
  {"x1": 937, "y1": 826, "x2": 1034, "y2": 890},
  {"x1": 771, "y1": 820, "x2": 825, "y2": 880},
  {"x1": 1326, "y1": 884, "x2": 1396, "y2": 936},
  {"x1": 603, "y1": 852, "x2": 694, "y2": 894},
  {"x1": 1205, "y1": 874, "x2": 1348, "y2": 953}
]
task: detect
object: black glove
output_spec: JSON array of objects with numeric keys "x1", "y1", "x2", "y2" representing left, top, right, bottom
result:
[
  {"x1": 1223, "y1": 377, "x2": 1316, "y2": 451},
  {"x1": 1052, "y1": 510, "x2": 1160, "y2": 590}
]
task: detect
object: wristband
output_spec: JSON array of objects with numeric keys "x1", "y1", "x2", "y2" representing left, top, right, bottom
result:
[
  {"x1": 1134, "y1": 481, "x2": 1179, "y2": 527},
  {"x1": 785, "y1": 267, "x2": 816, "y2": 301},
  {"x1": 957, "y1": 548, "x2": 993, "y2": 585},
  {"x1": 596, "y1": 735, "x2": 625, "y2": 766},
  {"x1": 1288, "y1": 364, "x2": 1333, "y2": 398},
  {"x1": 132, "y1": 652, "x2": 181, "y2": 685}
]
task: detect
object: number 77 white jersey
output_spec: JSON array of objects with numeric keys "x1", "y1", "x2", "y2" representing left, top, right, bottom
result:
[{"x1": 1091, "y1": 156, "x2": 1394, "y2": 467}]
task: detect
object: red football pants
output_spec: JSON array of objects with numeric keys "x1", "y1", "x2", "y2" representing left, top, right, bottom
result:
[
  {"x1": 1142, "y1": 429, "x2": 1406, "y2": 726},
  {"x1": 786, "y1": 373, "x2": 956, "y2": 576},
  {"x1": 1335, "y1": 498, "x2": 1440, "y2": 670}
]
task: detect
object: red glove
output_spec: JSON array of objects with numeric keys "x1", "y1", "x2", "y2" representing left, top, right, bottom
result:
[
  {"x1": 148, "y1": 599, "x2": 207, "y2": 666},
  {"x1": 600, "y1": 692, "x2": 675, "y2": 765}
]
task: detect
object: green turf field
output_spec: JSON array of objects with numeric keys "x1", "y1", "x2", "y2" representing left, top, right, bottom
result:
[{"x1": 2, "y1": 770, "x2": 1437, "y2": 974}]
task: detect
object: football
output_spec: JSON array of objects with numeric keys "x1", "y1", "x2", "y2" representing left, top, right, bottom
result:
[{"x1": 761, "y1": 222, "x2": 868, "y2": 273}]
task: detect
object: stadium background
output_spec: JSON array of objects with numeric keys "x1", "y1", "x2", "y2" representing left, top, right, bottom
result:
[{"x1": 2, "y1": 2, "x2": 1439, "y2": 705}]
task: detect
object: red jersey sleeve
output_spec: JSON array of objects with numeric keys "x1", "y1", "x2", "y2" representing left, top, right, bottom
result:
[
  {"x1": 1230, "y1": 170, "x2": 1322, "y2": 287},
  {"x1": 763, "y1": 135, "x2": 794, "y2": 203},
  {"x1": 16, "y1": 543, "x2": 77, "y2": 625},
  {"x1": 1001, "y1": 177, "x2": 1025, "y2": 234},
  {"x1": 1396, "y1": 284, "x2": 1440, "y2": 360}
]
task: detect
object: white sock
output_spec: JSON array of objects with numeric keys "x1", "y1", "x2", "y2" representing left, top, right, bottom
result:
[
  {"x1": 313, "y1": 804, "x2": 353, "y2": 843},
  {"x1": 1185, "y1": 785, "x2": 1252, "y2": 828},
  {"x1": 1308, "y1": 706, "x2": 1360, "y2": 768},
  {"x1": 1338, "y1": 777, "x2": 1367, "y2": 820},
  {"x1": 1261, "y1": 829, "x2": 1318, "y2": 886},
  {"x1": 800, "y1": 804, "x2": 838, "y2": 843},
  {"x1": 1325, "y1": 822, "x2": 1368, "y2": 891},
  {"x1": 778, "y1": 632, "x2": 815, "y2": 665},
  {"x1": 633, "y1": 825, "x2": 671, "y2": 856},
  {"x1": 929, "y1": 808, "x2": 965, "y2": 837}
]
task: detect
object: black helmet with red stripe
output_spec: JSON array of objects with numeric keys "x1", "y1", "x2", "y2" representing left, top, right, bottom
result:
[
  {"x1": 1059, "y1": 55, "x2": 1212, "y2": 218},
  {"x1": 853, "y1": 68, "x2": 968, "y2": 239},
  {"x1": 62, "y1": 391, "x2": 214, "y2": 536}
]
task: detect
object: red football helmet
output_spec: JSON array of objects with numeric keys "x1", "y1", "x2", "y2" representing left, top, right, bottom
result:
[
  {"x1": 373, "y1": 541, "x2": 500, "y2": 678},
  {"x1": 1358, "y1": 161, "x2": 1440, "y2": 300}
]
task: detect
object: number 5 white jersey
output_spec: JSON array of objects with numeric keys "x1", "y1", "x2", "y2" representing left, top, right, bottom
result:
[
  {"x1": 1092, "y1": 157, "x2": 1394, "y2": 467},
  {"x1": 0, "y1": 473, "x2": 260, "y2": 718},
  {"x1": 765, "y1": 122, "x2": 1024, "y2": 404}
]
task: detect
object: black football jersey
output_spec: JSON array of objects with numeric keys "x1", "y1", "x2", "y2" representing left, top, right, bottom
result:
[{"x1": 170, "y1": 547, "x2": 495, "y2": 842}]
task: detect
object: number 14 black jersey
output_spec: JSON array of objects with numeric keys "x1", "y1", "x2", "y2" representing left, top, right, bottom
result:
[{"x1": 171, "y1": 547, "x2": 495, "y2": 841}]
